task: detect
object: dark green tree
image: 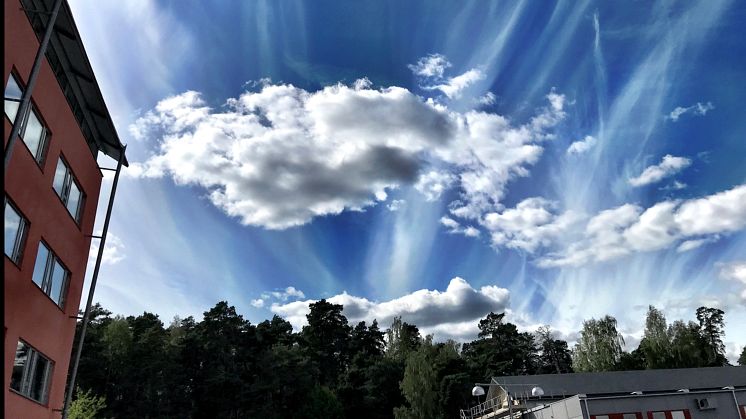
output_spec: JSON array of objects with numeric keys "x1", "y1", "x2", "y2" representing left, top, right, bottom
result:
[
  {"x1": 385, "y1": 316, "x2": 421, "y2": 362},
  {"x1": 738, "y1": 347, "x2": 746, "y2": 366},
  {"x1": 301, "y1": 299, "x2": 351, "y2": 388},
  {"x1": 696, "y1": 306, "x2": 727, "y2": 366},
  {"x1": 536, "y1": 326, "x2": 573, "y2": 374},
  {"x1": 462, "y1": 312, "x2": 538, "y2": 379},
  {"x1": 638, "y1": 306, "x2": 672, "y2": 369}
]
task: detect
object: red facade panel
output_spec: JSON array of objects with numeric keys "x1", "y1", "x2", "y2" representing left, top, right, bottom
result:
[{"x1": 5, "y1": 0, "x2": 104, "y2": 417}]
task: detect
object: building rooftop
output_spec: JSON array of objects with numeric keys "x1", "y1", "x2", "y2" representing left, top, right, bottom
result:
[
  {"x1": 20, "y1": 0, "x2": 128, "y2": 166},
  {"x1": 490, "y1": 367, "x2": 746, "y2": 398}
]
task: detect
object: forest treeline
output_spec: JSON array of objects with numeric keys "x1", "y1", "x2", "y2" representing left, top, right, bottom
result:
[{"x1": 68, "y1": 301, "x2": 745, "y2": 419}]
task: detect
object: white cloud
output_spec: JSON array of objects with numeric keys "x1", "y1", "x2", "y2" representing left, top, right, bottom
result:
[
  {"x1": 483, "y1": 198, "x2": 583, "y2": 253},
  {"x1": 566, "y1": 135, "x2": 597, "y2": 154},
  {"x1": 440, "y1": 216, "x2": 481, "y2": 238},
  {"x1": 629, "y1": 154, "x2": 691, "y2": 187},
  {"x1": 430, "y1": 68, "x2": 486, "y2": 99},
  {"x1": 270, "y1": 277, "x2": 509, "y2": 340},
  {"x1": 130, "y1": 76, "x2": 566, "y2": 229},
  {"x1": 88, "y1": 233, "x2": 126, "y2": 265},
  {"x1": 250, "y1": 298, "x2": 265, "y2": 308},
  {"x1": 676, "y1": 236, "x2": 719, "y2": 253},
  {"x1": 660, "y1": 180, "x2": 687, "y2": 191},
  {"x1": 665, "y1": 101, "x2": 715, "y2": 122},
  {"x1": 407, "y1": 54, "x2": 452, "y2": 78},
  {"x1": 409, "y1": 54, "x2": 485, "y2": 99},
  {"x1": 476, "y1": 92, "x2": 497, "y2": 106},
  {"x1": 415, "y1": 170, "x2": 456, "y2": 201},
  {"x1": 718, "y1": 261, "x2": 746, "y2": 301},
  {"x1": 269, "y1": 286, "x2": 305, "y2": 301},
  {"x1": 387, "y1": 199, "x2": 405, "y2": 212},
  {"x1": 537, "y1": 184, "x2": 746, "y2": 267}
]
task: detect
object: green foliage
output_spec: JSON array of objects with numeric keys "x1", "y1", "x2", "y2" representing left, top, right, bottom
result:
[
  {"x1": 462, "y1": 312, "x2": 538, "y2": 379},
  {"x1": 696, "y1": 306, "x2": 728, "y2": 366},
  {"x1": 739, "y1": 347, "x2": 746, "y2": 366},
  {"x1": 385, "y1": 316, "x2": 421, "y2": 362},
  {"x1": 302, "y1": 299, "x2": 352, "y2": 388},
  {"x1": 67, "y1": 387, "x2": 106, "y2": 419},
  {"x1": 72, "y1": 300, "x2": 738, "y2": 419},
  {"x1": 572, "y1": 315, "x2": 624, "y2": 372},
  {"x1": 536, "y1": 326, "x2": 573, "y2": 374}
]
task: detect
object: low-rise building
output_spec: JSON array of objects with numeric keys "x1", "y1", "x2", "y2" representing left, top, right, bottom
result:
[{"x1": 462, "y1": 367, "x2": 746, "y2": 419}]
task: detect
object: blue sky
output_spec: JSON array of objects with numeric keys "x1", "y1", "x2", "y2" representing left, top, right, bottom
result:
[{"x1": 70, "y1": 1, "x2": 745, "y2": 360}]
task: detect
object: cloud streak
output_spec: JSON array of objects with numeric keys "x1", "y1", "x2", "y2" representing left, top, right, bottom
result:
[{"x1": 629, "y1": 155, "x2": 691, "y2": 187}]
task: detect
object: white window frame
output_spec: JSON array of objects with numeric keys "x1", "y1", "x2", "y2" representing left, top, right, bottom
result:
[
  {"x1": 4, "y1": 198, "x2": 29, "y2": 264},
  {"x1": 53, "y1": 156, "x2": 85, "y2": 224},
  {"x1": 10, "y1": 340, "x2": 53, "y2": 405},
  {"x1": 32, "y1": 241, "x2": 70, "y2": 308},
  {"x1": 4, "y1": 73, "x2": 49, "y2": 164}
]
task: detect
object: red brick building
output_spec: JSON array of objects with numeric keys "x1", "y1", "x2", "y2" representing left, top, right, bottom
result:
[{"x1": 4, "y1": 0, "x2": 127, "y2": 417}]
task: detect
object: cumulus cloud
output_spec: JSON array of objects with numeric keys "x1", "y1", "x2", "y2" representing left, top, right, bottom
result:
[
  {"x1": 270, "y1": 277, "x2": 510, "y2": 340},
  {"x1": 476, "y1": 92, "x2": 497, "y2": 106},
  {"x1": 440, "y1": 216, "x2": 480, "y2": 237},
  {"x1": 88, "y1": 233, "x2": 126, "y2": 265},
  {"x1": 482, "y1": 198, "x2": 583, "y2": 253},
  {"x1": 676, "y1": 236, "x2": 719, "y2": 253},
  {"x1": 129, "y1": 73, "x2": 566, "y2": 229},
  {"x1": 250, "y1": 298, "x2": 265, "y2": 308},
  {"x1": 628, "y1": 154, "x2": 691, "y2": 187},
  {"x1": 537, "y1": 184, "x2": 746, "y2": 267},
  {"x1": 665, "y1": 101, "x2": 714, "y2": 122},
  {"x1": 566, "y1": 135, "x2": 597, "y2": 154},
  {"x1": 269, "y1": 286, "x2": 306, "y2": 301},
  {"x1": 718, "y1": 261, "x2": 746, "y2": 301}
]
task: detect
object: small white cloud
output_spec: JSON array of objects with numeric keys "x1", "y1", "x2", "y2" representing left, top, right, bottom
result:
[
  {"x1": 88, "y1": 233, "x2": 126, "y2": 265},
  {"x1": 629, "y1": 154, "x2": 691, "y2": 187},
  {"x1": 387, "y1": 199, "x2": 405, "y2": 211},
  {"x1": 665, "y1": 101, "x2": 714, "y2": 121},
  {"x1": 430, "y1": 68, "x2": 485, "y2": 99},
  {"x1": 718, "y1": 261, "x2": 746, "y2": 301},
  {"x1": 660, "y1": 180, "x2": 687, "y2": 191},
  {"x1": 566, "y1": 135, "x2": 597, "y2": 155},
  {"x1": 250, "y1": 298, "x2": 265, "y2": 308},
  {"x1": 676, "y1": 236, "x2": 719, "y2": 252},
  {"x1": 440, "y1": 216, "x2": 481, "y2": 238},
  {"x1": 408, "y1": 54, "x2": 452, "y2": 78},
  {"x1": 271, "y1": 277, "x2": 510, "y2": 341},
  {"x1": 476, "y1": 92, "x2": 497, "y2": 106}
]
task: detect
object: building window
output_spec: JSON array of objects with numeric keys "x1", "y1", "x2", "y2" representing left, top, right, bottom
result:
[
  {"x1": 4, "y1": 199, "x2": 28, "y2": 264},
  {"x1": 31, "y1": 242, "x2": 69, "y2": 308},
  {"x1": 648, "y1": 411, "x2": 690, "y2": 419},
  {"x1": 53, "y1": 157, "x2": 85, "y2": 223},
  {"x1": 592, "y1": 414, "x2": 642, "y2": 419},
  {"x1": 4, "y1": 74, "x2": 49, "y2": 164},
  {"x1": 10, "y1": 340, "x2": 53, "y2": 405}
]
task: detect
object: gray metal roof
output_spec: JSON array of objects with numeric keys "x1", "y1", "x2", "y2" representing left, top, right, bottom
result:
[
  {"x1": 490, "y1": 367, "x2": 746, "y2": 398},
  {"x1": 20, "y1": 0, "x2": 128, "y2": 166}
]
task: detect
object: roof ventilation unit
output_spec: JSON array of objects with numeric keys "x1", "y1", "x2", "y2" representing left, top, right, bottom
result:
[{"x1": 695, "y1": 397, "x2": 717, "y2": 410}]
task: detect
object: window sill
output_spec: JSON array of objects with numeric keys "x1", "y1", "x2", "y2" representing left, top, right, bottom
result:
[{"x1": 8, "y1": 387, "x2": 48, "y2": 407}]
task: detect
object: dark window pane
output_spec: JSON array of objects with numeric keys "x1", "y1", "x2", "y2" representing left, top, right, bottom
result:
[
  {"x1": 10, "y1": 341, "x2": 28, "y2": 392},
  {"x1": 67, "y1": 182, "x2": 81, "y2": 221},
  {"x1": 32, "y1": 243, "x2": 50, "y2": 289},
  {"x1": 4, "y1": 202, "x2": 22, "y2": 259},
  {"x1": 50, "y1": 261, "x2": 67, "y2": 307},
  {"x1": 4, "y1": 75, "x2": 22, "y2": 121},
  {"x1": 53, "y1": 158, "x2": 66, "y2": 197},
  {"x1": 29, "y1": 354, "x2": 49, "y2": 402}
]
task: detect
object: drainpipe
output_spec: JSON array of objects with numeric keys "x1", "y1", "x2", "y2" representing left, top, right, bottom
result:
[
  {"x1": 5, "y1": 0, "x2": 63, "y2": 176},
  {"x1": 62, "y1": 145, "x2": 126, "y2": 418}
]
